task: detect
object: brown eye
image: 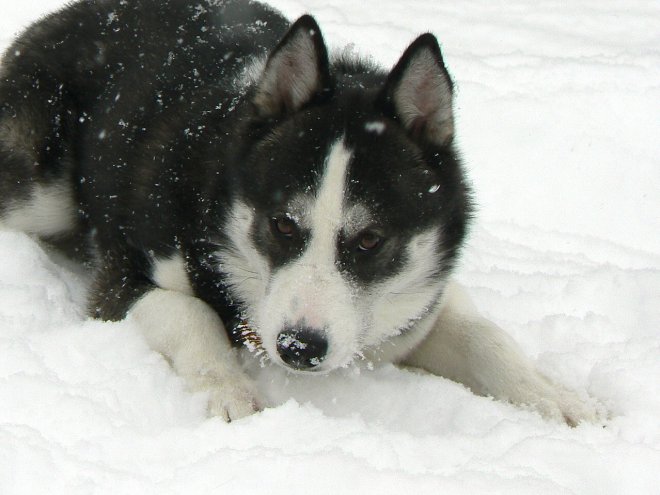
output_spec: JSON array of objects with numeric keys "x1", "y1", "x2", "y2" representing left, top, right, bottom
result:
[
  {"x1": 272, "y1": 216, "x2": 296, "y2": 238},
  {"x1": 358, "y1": 232, "x2": 381, "y2": 252}
]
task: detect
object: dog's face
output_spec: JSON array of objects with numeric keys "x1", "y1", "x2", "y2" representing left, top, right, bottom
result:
[{"x1": 216, "y1": 16, "x2": 471, "y2": 372}]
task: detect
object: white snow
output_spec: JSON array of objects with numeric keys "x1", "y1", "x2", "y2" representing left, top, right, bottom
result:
[
  {"x1": 1, "y1": 1, "x2": 660, "y2": 494},
  {"x1": 364, "y1": 120, "x2": 386, "y2": 135}
]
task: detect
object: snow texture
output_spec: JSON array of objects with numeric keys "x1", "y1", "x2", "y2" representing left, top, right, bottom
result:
[{"x1": 1, "y1": 1, "x2": 660, "y2": 493}]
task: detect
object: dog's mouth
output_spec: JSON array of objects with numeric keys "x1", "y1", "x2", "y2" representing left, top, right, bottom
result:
[{"x1": 234, "y1": 319, "x2": 358, "y2": 373}]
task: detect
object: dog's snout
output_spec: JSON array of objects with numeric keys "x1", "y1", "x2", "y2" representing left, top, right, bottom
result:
[{"x1": 276, "y1": 327, "x2": 328, "y2": 371}]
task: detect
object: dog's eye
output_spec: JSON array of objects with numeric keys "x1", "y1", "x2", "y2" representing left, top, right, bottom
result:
[
  {"x1": 357, "y1": 232, "x2": 382, "y2": 252},
  {"x1": 271, "y1": 216, "x2": 297, "y2": 238}
]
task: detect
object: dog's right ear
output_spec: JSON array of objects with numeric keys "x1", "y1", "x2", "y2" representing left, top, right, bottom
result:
[
  {"x1": 379, "y1": 34, "x2": 455, "y2": 147},
  {"x1": 253, "y1": 15, "x2": 331, "y2": 118}
]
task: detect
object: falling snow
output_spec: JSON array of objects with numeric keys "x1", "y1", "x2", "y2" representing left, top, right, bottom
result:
[
  {"x1": 0, "y1": 1, "x2": 659, "y2": 494},
  {"x1": 364, "y1": 120, "x2": 386, "y2": 135}
]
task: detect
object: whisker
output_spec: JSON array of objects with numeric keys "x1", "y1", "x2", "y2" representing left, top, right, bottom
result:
[
  {"x1": 225, "y1": 266, "x2": 260, "y2": 276},
  {"x1": 233, "y1": 276, "x2": 259, "y2": 285},
  {"x1": 389, "y1": 290, "x2": 429, "y2": 297}
]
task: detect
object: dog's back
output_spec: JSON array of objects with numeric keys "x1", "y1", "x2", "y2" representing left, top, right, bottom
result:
[{"x1": 0, "y1": 0, "x2": 287, "y2": 240}]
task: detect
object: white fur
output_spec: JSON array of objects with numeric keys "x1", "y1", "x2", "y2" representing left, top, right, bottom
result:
[
  {"x1": 402, "y1": 282, "x2": 604, "y2": 425},
  {"x1": 257, "y1": 138, "x2": 359, "y2": 370},
  {"x1": 286, "y1": 195, "x2": 373, "y2": 238},
  {"x1": 305, "y1": 137, "x2": 352, "y2": 263},
  {"x1": 151, "y1": 253, "x2": 194, "y2": 295},
  {"x1": 1, "y1": 182, "x2": 76, "y2": 237},
  {"x1": 128, "y1": 288, "x2": 260, "y2": 421},
  {"x1": 367, "y1": 228, "x2": 445, "y2": 347},
  {"x1": 215, "y1": 202, "x2": 271, "y2": 319}
]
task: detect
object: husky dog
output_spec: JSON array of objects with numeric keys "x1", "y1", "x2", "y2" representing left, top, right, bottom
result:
[{"x1": 0, "y1": 0, "x2": 601, "y2": 424}]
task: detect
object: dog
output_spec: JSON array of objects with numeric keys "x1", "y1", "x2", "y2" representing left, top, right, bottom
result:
[{"x1": 0, "y1": 0, "x2": 601, "y2": 424}]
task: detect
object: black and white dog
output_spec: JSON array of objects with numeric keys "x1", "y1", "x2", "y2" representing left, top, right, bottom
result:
[{"x1": 0, "y1": 0, "x2": 601, "y2": 424}]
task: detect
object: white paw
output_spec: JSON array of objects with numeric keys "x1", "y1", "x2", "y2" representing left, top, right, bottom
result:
[
  {"x1": 515, "y1": 374, "x2": 606, "y2": 427},
  {"x1": 190, "y1": 373, "x2": 262, "y2": 422}
]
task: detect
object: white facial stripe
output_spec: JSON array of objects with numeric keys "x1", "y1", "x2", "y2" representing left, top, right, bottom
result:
[
  {"x1": 287, "y1": 197, "x2": 372, "y2": 238},
  {"x1": 305, "y1": 137, "x2": 352, "y2": 264},
  {"x1": 286, "y1": 140, "x2": 365, "y2": 239},
  {"x1": 255, "y1": 138, "x2": 360, "y2": 370}
]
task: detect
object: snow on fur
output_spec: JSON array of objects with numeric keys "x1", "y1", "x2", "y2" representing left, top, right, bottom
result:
[{"x1": 1, "y1": 1, "x2": 659, "y2": 493}]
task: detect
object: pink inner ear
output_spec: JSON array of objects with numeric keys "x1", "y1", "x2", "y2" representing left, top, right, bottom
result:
[
  {"x1": 275, "y1": 55, "x2": 298, "y2": 113},
  {"x1": 408, "y1": 117, "x2": 428, "y2": 142},
  {"x1": 393, "y1": 50, "x2": 454, "y2": 146},
  {"x1": 275, "y1": 50, "x2": 320, "y2": 113},
  {"x1": 254, "y1": 25, "x2": 326, "y2": 118},
  {"x1": 415, "y1": 74, "x2": 442, "y2": 117}
]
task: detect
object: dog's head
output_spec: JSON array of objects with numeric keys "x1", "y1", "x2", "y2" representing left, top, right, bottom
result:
[{"x1": 217, "y1": 16, "x2": 471, "y2": 372}]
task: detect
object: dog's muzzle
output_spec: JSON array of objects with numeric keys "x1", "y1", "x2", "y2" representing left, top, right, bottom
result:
[{"x1": 276, "y1": 327, "x2": 328, "y2": 371}]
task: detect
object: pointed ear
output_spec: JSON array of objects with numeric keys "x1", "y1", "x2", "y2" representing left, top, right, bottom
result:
[
  {"x1": 253, "y1": 15, "x2": 331, "y2": 118},
  {"x1": 380, "y1": 34, "x2": 455, "y2": 146}
]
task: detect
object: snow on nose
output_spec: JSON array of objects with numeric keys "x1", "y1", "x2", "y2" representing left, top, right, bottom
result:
[{"x1": 276, "y1": 327, "x2": 328, "y2": 370}]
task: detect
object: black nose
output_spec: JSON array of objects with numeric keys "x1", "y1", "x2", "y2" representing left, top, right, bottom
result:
[{"x1": 276, "y1": 327, "x2": 328, "y2": 370}]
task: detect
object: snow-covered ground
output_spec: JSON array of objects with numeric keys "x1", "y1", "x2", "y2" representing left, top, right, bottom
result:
[{"x1": 1, "y1": 0, "x2": 659, "y2": 493}]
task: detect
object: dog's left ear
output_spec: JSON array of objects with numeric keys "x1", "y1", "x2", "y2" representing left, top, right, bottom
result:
[
  {"x1": 380, "y1": 34, "x2": 455, "y2": 147},
  {"x1": 253, "y1": 15, "x2": 331, "y2": 118}
]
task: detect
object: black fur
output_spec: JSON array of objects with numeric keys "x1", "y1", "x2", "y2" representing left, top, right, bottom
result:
[{"x1": 0, "y1": 0, "x2": 472, "y2": 345}]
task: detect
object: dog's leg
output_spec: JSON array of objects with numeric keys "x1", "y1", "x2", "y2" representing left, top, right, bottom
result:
[
  {"x1": 127, "y1": 288, "x2": 261, "y2": 421},
  {"x1": 90, "y1": 253, "x2": 260, "y2": 421},
  {"x1": 401, "y1": 282, "x2": 603, "y2": 425}
]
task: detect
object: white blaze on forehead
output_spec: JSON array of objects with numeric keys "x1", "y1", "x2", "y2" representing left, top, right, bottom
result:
[
  {"x1": 306, "y1": 137, "x2": 353, "y2": 262},
  {"x1": 255, "y1": 137, "x2": 359, "y2": 370},
  {"x1": 287, "y1": 140, "x2": 371, "y2": 237}
]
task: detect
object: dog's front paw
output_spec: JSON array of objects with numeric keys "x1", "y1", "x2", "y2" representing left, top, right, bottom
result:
[
  {"x1": 517, "y1": 375, "x2": 606, "y2": 427},
  {"x1": 190, "y1": 373, "x2": 262, "y2": 422}
]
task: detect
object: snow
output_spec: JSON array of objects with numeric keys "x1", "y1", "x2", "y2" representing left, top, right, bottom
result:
[
  {"x1": 364, "y1": 120, "x2": 386, "y2": 135},
  {"x1": 1, "y1": 1, "x2": 660, "y2": 494}
]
